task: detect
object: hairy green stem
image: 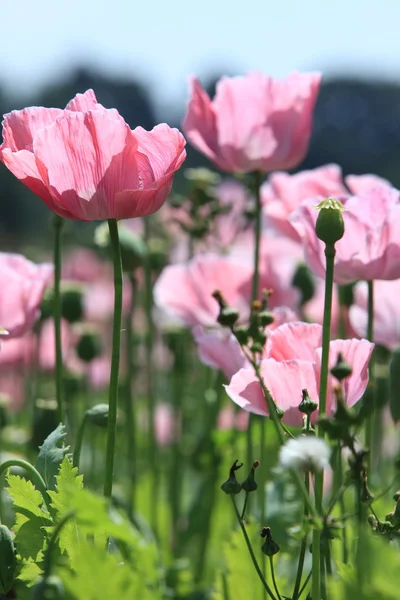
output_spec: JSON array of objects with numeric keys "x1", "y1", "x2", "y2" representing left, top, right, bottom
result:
[
  {"x1": 72, "y1": 414, "x2": 88, "y2": 469},
  {"x1": 269, "y1": 556, "x2": 282, "y2": 600},
  {"x1": 53, "y1": 215, "x2": 65, "y2": 424},
  {"x1": 103, "y1": 219, "x2": 123, "y2": 499},
  {"x1": 0, "y1": 459, "x2": 51, "y2": 513},
  {"x1": 365, "y1": 280, "x2": 374, "y2": 472},
  {"x1": 230, "y1": 496, "x2": 277, "y2": 600},
  {"x1": 125, "y1": 273, "x2": 138, "y2": 520},
  {"x1": 144, "y1": 217, "x2": 158, "y2": 531},
  {"x1": 312, "y1": 243, "x2": 335, "y2": 600},
  {"x1": 292, "y1": 472, "x2": 310, "y2": 600}
]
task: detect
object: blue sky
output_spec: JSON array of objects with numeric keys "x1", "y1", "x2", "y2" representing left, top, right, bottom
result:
[{"x1": 2, "y1": 0, "x2": 399, "y2": 110}]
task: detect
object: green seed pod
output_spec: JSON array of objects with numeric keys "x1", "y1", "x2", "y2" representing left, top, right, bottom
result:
[
  {"x1": 221, "y1": 460, "x2": 243, "y2": 495},
  {"x1": 61, "y1": 284, "x2": 84, "y2": 323},
  {"x1": 234, "y1": 326, "x2": 249, "y2": 346},
  {"x1": 315, "y1": 197, "x2": 345, "y2": 246},
  {"x1": 241, "y1": 460, "x2": 260, "y2": 493},
  {"x1": 389, "y1": 347, "x2": 400, "y2": 423},
  {"x1": 217, "y1": 306, "x2": 239, "y2": 328},
  {"x1": 76, "y1": 329, "x2": 103, "y2": 363},
  {"x1": 331, "y1": 352, "x2": 353, "y2": 381},
  {"x1": 298, "y1": 389, "x2": 318, "y2": 416},
  {"x1": 0, "y1": 524, "x2": 16, "y2": 595},
  {"x1": 261, "y1": 527, "x2": 280, "y2": 556}
]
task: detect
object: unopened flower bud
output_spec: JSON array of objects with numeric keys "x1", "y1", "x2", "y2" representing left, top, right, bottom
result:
[
  {"x1": 234, "y1": 326, "x2": 249, "y2": 345},
  {"x1": 184, "y1": 167, "x2": 221, "y2": 188},
  {"x1": 217, "y1": 306, "x2": 240, "y2": 328},
  {"x1": 292, "y1": 263, "x2": 315, "y2": 305},
  {"x1": 331, "y1": 353, "x2": 353, "y2": 381},
  {"x1": 61, "y1": 284, "x2": 84, "y2": 323},
  {"x1": 76, "y1": 329, "x2": 103, "y2": 363},
  {"x1": 259, "y1": 310, "x2": 274, "y2": 327},
  {"x1": 40, "y1": 288, "x2": 55, "y2": 321},
  {"x1": 261, "y1": 527, "x2": 280, "y2": 556},
  {"x1": 0, "y1": 525, "x2": 16, "y2": 594},
  {"x1": 241, "y1": 460, "x2": 260, "y2": 493},
  {"x1": 315, "y1": 197, "x2": 345, "y2": 246},
  {"x1": 85, "y1": 404, "x2": 109, "y2": 428},
  {"x1": 393, "y1": 491, "x2": 400, "y2": 502},
  {"x1": 298, "y1": 389, "x2": 318, "y2": 416},
  {"x1": 221, "y1": 460, "x2": 243, "y2": 495}
]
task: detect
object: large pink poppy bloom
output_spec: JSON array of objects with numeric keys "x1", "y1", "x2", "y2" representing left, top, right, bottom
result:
[
  {"x1": 0, "y1": 89, "x2": 186, "y2": 221},
  {"x1": 290, "y1": 186, "x2": 400, "y2": 284},
  {"x1": 225, "y1": 322, "x2": 374, "y2": 427},
  {"x1": 183, "y1": 72, "x2": 321, "y2": 173}
]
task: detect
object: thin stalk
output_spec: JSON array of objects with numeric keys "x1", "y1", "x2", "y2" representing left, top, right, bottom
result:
[
  {"x1": 43, "y1": 510, "x2": 75, "y2": 578},
  {"x1": 230, "y1": 496, "x2": 277, "y2": 600},
  {"x1": 365, "y1": 280, "x2": 374, "y2": 472},
  {"x1": 269, "y1": 556, "x2": 282, "y2": 600},
  {"x1": 298, "y1": 570, "x2": 312, "y2": 599},
  {"x1": 241, "y1": 492, "x2": 250, "y2": 520},
  {"x1": 0, "y1": 459, "x2": 51, "y2": 513},
  {"x1": 312, "y1": 243, "x2": 335, "y2": 600},
  {"x1": 292, "y1": 472, "x2": 310, "y2": 600},
  {"x1": 247, "y1": 171, "x2": 263, "y2": 495},
  {"x1": 144, "y1": 217, "x2": 158, "y2": 531},
  {"x1": 72, "y1": 414, "x2": 88, "y2": 469},
  {"x1": 103, "y1": 219, "x2": 123, "y2": 499},
  {"x1": 53, "y1": 215, "x2": 65, "y2": 424},
  {"x1": 125, "y1": 273, "x2": 138, "y2": 520}
]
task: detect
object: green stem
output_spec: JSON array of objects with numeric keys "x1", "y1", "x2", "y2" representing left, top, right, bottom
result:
[
  {"x1": 144, "y1": 217, "x2": 158, "y2": 531},
  {"x1": 312, "y1": 243, "x2": 335, "y2": 600},
  {"x1": 103, "y1": 219, "x2": 123, "y2": 499},
  {"x1": 43, "y1": 510, "x2": 75, "y2": 579},
  {"x1": 0, "y1": 459, "x2": 51, "y2": 513},
  {"x1": 365, "y1": 280, "x2": 374, "y2": 472},
  {"x1": 292, "y1": 472, "x2": 310, "y2": 600},
  {"x1": 269, "y1": 557, "x2": 282, "y2": 600},
  {"x1": 230, "y1": 496, "x2": 277, "y2": 600},
  {"x1": 53, "y1": 215, "x2": 65, "y2": 424},
  {"x1": 72, "y1": 414, "x2": 88, "y2": 469},
  {"x1": 125, "y1": 273, "x2": 138, "y2": 520},
  {"x1": 298, "y1": 570, "x2": 312, "y2": 599}
]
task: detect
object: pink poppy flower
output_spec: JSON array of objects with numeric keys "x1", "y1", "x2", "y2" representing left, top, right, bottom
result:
[
  {"x1": 262, "y1": 164, "x2": 346, "y2": 241},
  {"x1": 183, "y1": 72, "x2": 321, "y2": 173},
  {"x1": 154, "y1": 253, "x2": 254, "y2": 328},
  {"x1": 217, "y1": 404, "x2": 249, "y2": 431},
  {"x1": 0, "y1": 253, "x2": 53, "y2": 338},
  {"x1": 349, "y1": 279, "x2": 400, "y2": 350},
  {"x1": 62, "y1": 248, "x2": 107, "y2": 283},
  {"x1": 193, "y1": 306, "x2": 298, "y2": 379},
  {"x1": 290, "y1": 186, "x2": 400, "y2": 284},
  {"x1": 0, "y1": 89, "x2": 186, "y2": 221},
  {"x1": 225, "y1": 322, "x2": 374, "y2": 427}
]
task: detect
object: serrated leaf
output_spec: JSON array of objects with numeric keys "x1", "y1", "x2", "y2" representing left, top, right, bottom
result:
[
  {"x1": 35, "y1": 424, "x2": 70, "y2": 490},
  {"x1": 48, "y1": 456, "x2": 83, "y2": 565},
  {"x1": 14, "y1": 514, "x2": 47, "y2": 560},
  {"x1": 6, "y1": 474, "x2": 48, "y2": 519},
  {"x1": 17, "y1": 557, "x2": 42, "y2": 586}
]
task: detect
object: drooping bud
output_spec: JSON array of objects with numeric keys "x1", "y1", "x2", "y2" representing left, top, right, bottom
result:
[
  {"x1": 234, "y1": 326, "x2": 249, "y2": 346},
  {"x1": 85, "y1": 404, "x2": 109, "y2": 428},
  {"x1": 298, "y1": 389, "x2": 318, "y2": 416},
  {"x1": 292, "y1": 263, "x2": 315, "y2": 305},
  {"x1": 0, "y1": 524, "x2": 16, "y2": 594},
  {"x1": 260, "y1": 527, "x2": 280, "y2": 556},
  {"x1": 212, "y1": 290, "x2": 239, "y2": 328},
  {"x1": 221, "y1": 459, "x2": 243, "y2": 495},
  {"x1": 331, "y1": 352, "x2": 353, "y2": 381},
  {"x1": 241, "y1": 460, "x2": 260, "y2": 493},
  {"x1": 315, "y1": 197, "x2": 345, "y2": 246}
]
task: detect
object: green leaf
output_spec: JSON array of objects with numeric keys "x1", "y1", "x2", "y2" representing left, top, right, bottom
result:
[
  {"x1": 14, "y1": 514, "x2": 47, "y2": 561},
  {"x1": 17, "y1": 557, "x2": 42, "y2": 586},
  {"x1": 6, "y1": 474, "x2": 47, "y2": 519},
  {"x1": 48, "y1": 456, "x2": 83, "y2": 565},
  {"x1": 35, "y1": 423, "x2": 70, "y2": 490}
]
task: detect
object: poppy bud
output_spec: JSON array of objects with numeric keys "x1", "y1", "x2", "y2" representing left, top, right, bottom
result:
[
  {"x1": 85, "y1": 404, "x2": 109, "y2": 428},
  {"x1": 76, "y1": 328, "x2": 103, "y2": 363},
  {"x1": 0, "y1": 525, "x2": 16, "y2": 594},
  {"x1": 315, "y1": 197, "x2": 345, "y2": 246},
  {"x1": 241, "y1": 460, "x2": 260, "y2": 493},
  {"x1": 331, "y1": 352, "x2": 353, "y2": 381},
  {"x1": 298, "y1": 389, "x2": 318, "y2": 416},
  {"x1": 221, "y1": 459, "x2": 243, "y2": 495},
  {"x1": 261, "y1": 527, "x2": 280, "y2": 556}
]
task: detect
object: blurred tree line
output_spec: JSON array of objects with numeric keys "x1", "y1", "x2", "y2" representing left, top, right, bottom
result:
[{"x1": 1, "y1": 67, "x2": 400, "y2": 246}]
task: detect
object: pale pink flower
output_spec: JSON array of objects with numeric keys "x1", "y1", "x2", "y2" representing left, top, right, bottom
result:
[
  {"x1": 183, "y1": 72, "x2": 321, "y2": 173},
  {"x1": 349, "y1": 279, "x2": 400, "y2": 350},
  {"x1": 225, "y1": 322, "x2": 374, "y2": 427},
  {"x1": 262, "y1": 164, "x2": 346, "y2": 241},
  {"x1": 0, "y1": 253, "x2": 53, "y2": 338},
  {"x1": 62, "y1": 248, "x2": 106, "y2": 283},
  {"x1": 217, "y1": 404, "x2": 249, "y2": 431},
  {"x1": 290, "y1": 186, "x2": 400, "y2": 284},
  {"x1": 155, "y1": 403, "x2": 177, "y2": 447},
  {"x1": 0, "y1": 89, "x2": 186, "y2": 221},
  {"x1": 154, "y1": 253, "x2": 254, "y2": 328},
  {"x1": 193, "y1": 306, "x2": 298, "y2": 379}
]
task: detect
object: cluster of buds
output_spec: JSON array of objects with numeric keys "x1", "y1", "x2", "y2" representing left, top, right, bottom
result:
[
  {"x1": 368, "y1": 491, "x2": 400, "y2": 540},
  {"x1": 220, "y1": 459, "x2": 260, "y2": 496},
  {"x1": 213, "y1": 288, "x2": 274, "y2": 356},
  {"x1": 169, "y1": 168, "x2": 233, "y2": 241}
]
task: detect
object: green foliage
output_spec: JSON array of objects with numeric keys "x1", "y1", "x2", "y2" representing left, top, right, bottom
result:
[{"x1": 35, "y1": 424, "x2": 70, "y2": 490}]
